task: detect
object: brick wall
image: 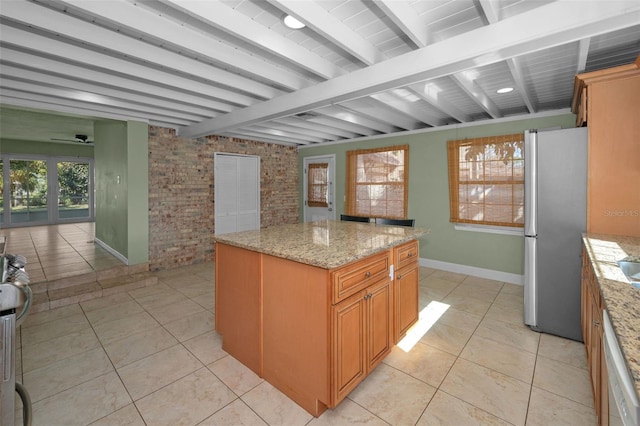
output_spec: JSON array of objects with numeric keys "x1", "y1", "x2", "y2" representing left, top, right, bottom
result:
[{"x1": 148, "y1": 126, "x2": 299, "y2": 270}]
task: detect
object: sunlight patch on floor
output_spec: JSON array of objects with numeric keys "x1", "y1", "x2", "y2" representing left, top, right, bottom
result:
[{"x1": 397, "y1": 301, "x2": 450, "y2": 352}]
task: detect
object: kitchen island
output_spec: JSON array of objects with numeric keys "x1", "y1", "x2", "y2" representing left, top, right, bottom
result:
[{"x1": 213, "y1": 220, "x2": 428, "y2": 416}]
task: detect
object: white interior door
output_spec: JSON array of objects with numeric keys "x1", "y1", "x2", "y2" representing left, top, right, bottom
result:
[
  {"x1": 214, "y1": 153, "x2": 260, "y2": 235},
  {"x1": 303, "y1": 154, "x2": 335, "y2": 222}
]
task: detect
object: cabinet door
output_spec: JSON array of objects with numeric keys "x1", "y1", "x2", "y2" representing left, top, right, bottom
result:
[
  {"x1": 366, "y1": 280, "x2": 392, "y2": 371},
  {"x1": 395, "y1": 263, "x2": 419, "y2": 342},
  {"x1": 332, "y1": 291, "x2": 366, "y2": 403}
]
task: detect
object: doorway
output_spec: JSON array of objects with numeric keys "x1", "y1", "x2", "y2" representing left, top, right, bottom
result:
[
  {"x1": 1, "y1": 155, "x2": 94, "y2": 227},
  {"x1": 303, "y1": 154, "x2": 336, "y2": 222},
  {"x1": 214, "y1": 153, "x2": 260, "y2": 235}
]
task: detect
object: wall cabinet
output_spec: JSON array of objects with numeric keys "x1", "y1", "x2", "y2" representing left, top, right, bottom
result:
[
  {"x1": 581, "y1": 246, "x2": 609, "y2": 425},
  {"x1": 572, "y1": 56, "x2": 640, "y2": 237}
]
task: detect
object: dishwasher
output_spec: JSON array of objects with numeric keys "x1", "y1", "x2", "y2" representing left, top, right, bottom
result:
[
  {"x1": 1, "y1": 240, "x2": 33, "y2": 426},
  {"x1": 603, "y1": 310, "x2": 640, "y2": 426}
]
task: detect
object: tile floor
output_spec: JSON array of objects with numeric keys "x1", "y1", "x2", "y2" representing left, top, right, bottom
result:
[
  {"x1": 2, "y1": 223, "x2": 124, "y2": 283},
  {"x1": 12, "y1": 261, "x2": 597, "y2": 425}
]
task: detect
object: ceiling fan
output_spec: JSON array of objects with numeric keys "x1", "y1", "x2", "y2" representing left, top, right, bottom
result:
[{"x1": 50, "y1": 134, "x2": 94, "y2": 144}]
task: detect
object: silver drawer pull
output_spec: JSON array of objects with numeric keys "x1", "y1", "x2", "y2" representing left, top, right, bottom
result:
[{"x1": 365, "y1": 271, "x2": 371, "y2": 278}]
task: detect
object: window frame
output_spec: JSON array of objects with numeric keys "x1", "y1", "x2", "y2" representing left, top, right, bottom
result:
[
  {"x1": 345, "y1": 144, "x2": 409, "y2": 220},
  {"x1": 447, "y1": 133, "x2": 525, "y2": 229}
]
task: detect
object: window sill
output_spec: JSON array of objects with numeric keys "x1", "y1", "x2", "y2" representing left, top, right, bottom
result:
[{"x1": 454, "y1": 223, "x2": 524, "y2": 236}]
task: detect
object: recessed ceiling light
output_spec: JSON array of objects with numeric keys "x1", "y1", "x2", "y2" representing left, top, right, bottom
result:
[
  {"x1": 497, "y1": 87, "x2": 514, "y2": 94},
  {"x1": 283, "y1": 15, "x2": 305, "y2": 29}
]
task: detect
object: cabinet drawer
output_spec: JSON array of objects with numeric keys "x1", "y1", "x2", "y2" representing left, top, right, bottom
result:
[
  {"x1": 395, "y1": 240, "x2": 419, "y2": 270},
  {"x1": 332, "y1": 251, "x2": 391, "y2": 304}
]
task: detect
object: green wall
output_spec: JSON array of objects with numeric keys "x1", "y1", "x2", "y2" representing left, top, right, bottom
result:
[
  {"x1": 1, "y1": 139, "x2": 94, "y2": 157},
  {"x1": 298, "y1": 113, "x2": 577, "y2": 276},
  {"x1": 94, "y1": 120, "x2": 149, "y2": 264}
]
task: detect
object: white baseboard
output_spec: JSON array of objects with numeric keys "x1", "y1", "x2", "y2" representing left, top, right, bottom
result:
[
  {"x1": 94, "y1": 238, "x2": 129, "y2": 265},
  {"x1": 419, "y1": 258, "x2": 523, "y2": 285}
]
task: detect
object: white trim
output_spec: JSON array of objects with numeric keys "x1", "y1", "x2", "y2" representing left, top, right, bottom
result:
[
  {"x1": 420, "y1": 257, "x2": 523, "y2": 285},
  {"x1": 94, "y1": 238, "x2": 128, "y2": 265},
  {"x1": 454, "y1": 223, "x2": 524, "y2": 236},
  {"x1": 298, "y1": 108, "x2": 571, "y2": 149}
]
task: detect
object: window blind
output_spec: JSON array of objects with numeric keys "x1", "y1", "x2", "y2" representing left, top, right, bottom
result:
[{"x1": 307, "y1": 163, "x2": 329, "y2": 207}]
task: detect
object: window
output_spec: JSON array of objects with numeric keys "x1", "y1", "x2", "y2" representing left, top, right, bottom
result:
[
  {"x1": 447, "y1": 133, "x2": 524, "y2": 227},
  {"x1": 307, "y1": 162, "x2": 329, "y2": 207},
  {"x1": 346, "y1": 145, "x2": 408, "y2": 219}
]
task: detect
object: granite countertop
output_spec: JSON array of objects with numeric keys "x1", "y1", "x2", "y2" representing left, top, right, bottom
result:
[
  {"x1": 213, "y1": 220, "x2": 429, "y2": 269},
  {"x1": 582, "y1": 233, "x2": 640, "y2": 400}
]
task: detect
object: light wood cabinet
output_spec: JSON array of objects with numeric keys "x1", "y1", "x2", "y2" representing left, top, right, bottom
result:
[
  {"x1": 332, "y1": 278, "x2": 392, "y2": 403},
  {"x1": 394, "y1": 240, "x2": 419, "y2": 342},
  {"x1": 572, "y1": 56, "x2": 640, "y2": 237},
  {"x1": 215, "y1": 238, "x2": 418, "y2": 417},
  {"x1": 581, "y1": 246, "x2": 609, "y2": 425}
]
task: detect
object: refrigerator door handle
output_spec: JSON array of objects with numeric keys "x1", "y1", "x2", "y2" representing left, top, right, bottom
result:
[
  {"x1": 524, "y1": 130, "x2": 537, "y2": 237},
  {"x1": 524, "y1": 236, "x2": 538, "y2": 329}
]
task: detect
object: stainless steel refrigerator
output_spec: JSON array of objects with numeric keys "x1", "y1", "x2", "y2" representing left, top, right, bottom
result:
[{"x1": 523, "y1": 127, "x2": 588, "y2": 342}]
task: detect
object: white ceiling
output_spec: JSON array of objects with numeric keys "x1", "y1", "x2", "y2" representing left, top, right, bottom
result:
[{"x1": 1, "y1": 0, "x2": 639, "y2": 146}]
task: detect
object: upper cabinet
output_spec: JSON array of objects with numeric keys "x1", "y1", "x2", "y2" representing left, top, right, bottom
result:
[{"x1": 571, "y1": 55, "x2": 640, "y2": 237}]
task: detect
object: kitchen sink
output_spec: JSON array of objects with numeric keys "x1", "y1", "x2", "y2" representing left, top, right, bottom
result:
[{"x1": 617, "y1": 259, "x2": 640, "y2": 289}]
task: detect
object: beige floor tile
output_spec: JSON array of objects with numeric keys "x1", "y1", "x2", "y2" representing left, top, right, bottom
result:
[
  {"x1": 80, "y1": 291, "x2": 134, "y2": 312},
  {"x1": 21, "y1": 303, "x2": 83, "y2": 328},
  {"x1": 500, "y1": 283, "x2": 525, "y2": 295},
  {"x1": 242, "y1": 381, "x2": 313, "y2": 425},
  {"x1": 440, "y1": 358, "x2": 530, "y2": 426},
  {"x1": 493, "y1": 291, "x2": 523, "y2": 308},
  {"x1": 170, "y1": 280, "x2": 213, "y2": 298},
  {"x1": 132, "y1": 287, "x2": 189, "y2": 310},
  {"x1": 31, "y1": 372, "x2": 131, "y2": 426},
  {"x1": 484, "y1": 302, "x2": 525, "y2": 326},
  {"x1": 419, "y1": 287, "x2": 447, "y2": 306},
  {"x1": 136, "y1": 367, "x2": 237, "y2": 426},
  {"x1": 90, "y1": 403, "x2": 146, "y2": 426},
  {"x1": 24, "y1": 347, "x2": 113, "y2": 402},
  {"x1": 526, "y1": 386, "x2": 597, "y2": 426},
  {"x1": 384, "y1": 343, "x2": 457, "y2": 388},
  {"x1": 461, "y1": 276, "x2": 504, "y2": 291},
  {"x1": 417, "y1": 390, "x2": 511, "y2": 426},
  {"x1": 437, "y1": 307, "x2": 483, "y2": 332},
  {"x1": 21, "y1": 313, "x2": 91, "y2": 346},
  {"x1": 117, "y1": 344, "x2": 203, "y2": 400},
  {"x1": 164, "y1": 310, "x2": 215, "y2": 342},
  {"x1": 460, "y1": 334, "x2": 536, "y2": 383},
  {"x1": 208, "y1": 355, "x2": 264, "y2": 396},
  {"x1": 420, "y1": 276, "x2": 460, "y2": 297},
  {"x1": 183, "y1": 331, "x2": 228, "y2": 365},
  {"x1": 419, "y1": 321, "x2": 473, "y2": 356},
  {"x1": 84, "y1": 299, "x2": 145, "y2": 326},
  {"x1": 451, "y1": 282, "x2": 502, "y2": 303},
  {"x1": 429, "y1": 269, "x2": 468, "y2": 283},
  {"x1": 145, "y1": 297, "x2": 205, "y2": 325},
  {"x1": 441, "y1": 293, "x2": 493, "y2": 316},
  {"x1": 475, "y1": 317, "x2": 540, "y2": 354},
  {"x1": 191, "y1": 291, "x2": 215, "y2": 311},
  {"x1": 309, "y1": 399, "x2": 388, "y2": 425},
  {"x1": 199, "y1": 398, "x2": 268, "y2": 426},
  {"x1": 538, "y1": 333, "x2": 588, "y2": 370},
  {"x1": 92, "y1": 311, "x2": 159, "y2": 345},
  {"x1": 532, "y1": 355, "x2": 594, "y2": 407},
  {"x1": 102, "y1": 325, "x2": 178, "y2": 368},
  {"x1": 348, "y1": 363, "x2": 436, "y2": 425},
  {"x1": 127, "y1": 282, "x2": 173, "y2": 299},
  {"x1": 21, "y1": 327, "x2": 101, "y2": 372}
]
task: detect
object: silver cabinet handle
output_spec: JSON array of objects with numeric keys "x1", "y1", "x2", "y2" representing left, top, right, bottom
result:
[{"x1": 365, "y1": 271, "x2": 371, "y2": 278}]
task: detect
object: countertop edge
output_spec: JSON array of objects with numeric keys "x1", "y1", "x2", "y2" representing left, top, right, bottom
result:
[{"x1": 582, "y1": 233, "x2": 640, "y2": 401}]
